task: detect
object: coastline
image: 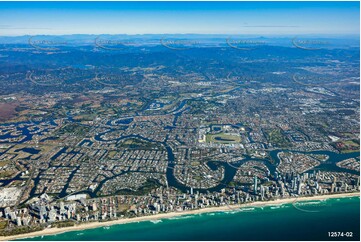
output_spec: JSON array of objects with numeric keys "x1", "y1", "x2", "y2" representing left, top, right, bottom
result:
[{"x1": 2, "y1": 192, "x2": 359, "y2": 241}]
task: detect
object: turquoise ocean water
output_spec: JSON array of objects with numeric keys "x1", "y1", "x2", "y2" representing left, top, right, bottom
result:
[{"x1": 22, "y1": 197, "x2": 360, "y2": 241}]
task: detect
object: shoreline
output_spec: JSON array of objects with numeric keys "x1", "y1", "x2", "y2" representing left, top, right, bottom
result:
[{"x1": 2, "y1": 192, "x2": 359, "y2": 241}]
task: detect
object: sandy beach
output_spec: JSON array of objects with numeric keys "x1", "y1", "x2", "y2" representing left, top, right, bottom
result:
[{"x1": 1, "y1": 192, "x2": 359, "y2": 241}]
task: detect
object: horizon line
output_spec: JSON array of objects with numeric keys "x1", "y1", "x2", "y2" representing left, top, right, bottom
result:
[{"x1": 1, "y1": 33, "x2": 360, "y2": 37}]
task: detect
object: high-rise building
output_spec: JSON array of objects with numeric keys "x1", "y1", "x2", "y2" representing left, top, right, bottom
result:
[
  {"x1": 260, "y1": 185, "x2": 265, "y2": 200},
  {"x1": 92, "y1": 202, "x2": 97, "y2": 211},
  {"x1": 253, "y1": 176, "x2": 258, "y2": 194},
  {"x1": 16, "y1": 217, "x2": 22, "y2": 226},
  {"x1": 297, "y1": 181, "x2": 303, "y2": 195},
  {"x1": 331, "y1": 183, "x2": 336, "y2": 193}
]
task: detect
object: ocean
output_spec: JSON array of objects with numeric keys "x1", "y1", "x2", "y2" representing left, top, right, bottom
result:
[{"x1": 22, "y1": 196, "x2": 360, "y2": 241}]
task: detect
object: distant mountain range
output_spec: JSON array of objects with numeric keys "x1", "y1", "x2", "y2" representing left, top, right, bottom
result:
[{"x1": 0, "y1": 34, "x2": 359, "y2": 48}]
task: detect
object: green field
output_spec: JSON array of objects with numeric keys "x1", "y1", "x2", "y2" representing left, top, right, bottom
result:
[
  {"x1": 264, "y1": 128, "x2": 290, "y2": 148},
  {"x1": 206, "y1": 133, "x2": 241, "y2": 144}
]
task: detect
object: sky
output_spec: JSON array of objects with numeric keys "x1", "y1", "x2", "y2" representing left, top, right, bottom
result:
[{"x1": 0, "y1": 1, "x2": 359, "y2": 36}]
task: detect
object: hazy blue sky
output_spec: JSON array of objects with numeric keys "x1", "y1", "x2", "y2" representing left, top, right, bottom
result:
[{"x1": 0, "y1": 1, "x2": 359, "y2": 36}]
